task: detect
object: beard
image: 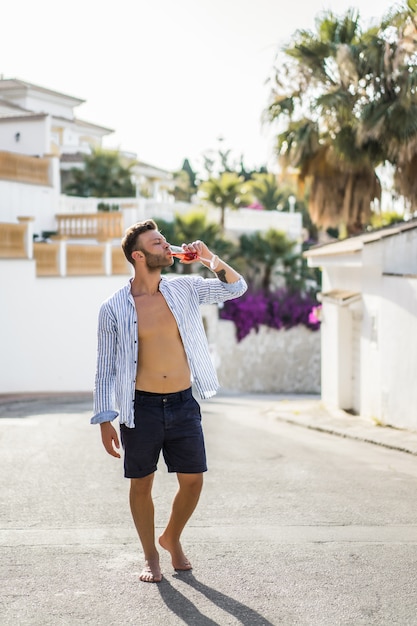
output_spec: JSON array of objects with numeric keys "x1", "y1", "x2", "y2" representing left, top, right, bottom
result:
[{"x1": 142, "y1": 250, "x2": 174, "y2": 270}]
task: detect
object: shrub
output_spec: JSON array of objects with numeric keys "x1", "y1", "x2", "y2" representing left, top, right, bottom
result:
[{"x1": 219, "y1": 289, "x2": 321, "y2": 341}]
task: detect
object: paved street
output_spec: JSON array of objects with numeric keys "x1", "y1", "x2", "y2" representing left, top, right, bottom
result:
[{"x1": 1, "y1": 393, "x2": 417, "y2": 625}]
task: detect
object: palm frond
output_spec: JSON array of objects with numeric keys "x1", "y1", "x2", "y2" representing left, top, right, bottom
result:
[
  {"x1": 277, "y1": 119, "x2": 320, "y2": 169},
  {"x1": 266, "y1": 95, "x2": 295, "y2": 122},
  {"x1": 316, "y1": 88, "x2": 353, "y2": 118}
]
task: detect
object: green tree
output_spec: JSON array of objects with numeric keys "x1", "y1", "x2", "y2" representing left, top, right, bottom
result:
[
  {"x1": 152, "y1": 218, "x2": 177, "y2": 245},
  {"x1": 170, "y1": 159, "x2": 198, "y2": 202},
  {"x1": 238, "y1": 229, "x2": 295, "y2": 292},
  {"x1": 64, "y1": 148, "x2": 136, "y2": 198},
  {"x1": 200, "y1": 140, "x2": 267, "y2": 181},
  {"x1": 174, "y1": 210, "x2": 221, "y2": 248},
  {"x1": 157, "y1": 211, "x2": 224, "y2": 275},
  {"x1": 238, "y1": 157, "x2": 268, "y2": 181},
  {"x1": 246, "y1": 173, "x2": 286, "y2": 211},
  {"x1": 369, "y1": 210, "x2": 406, "y2": 229},
  {"x1": 199, "y1": 172, "x2": 247, "y2": 232},
  {"x1": 359, "y1": 1, "x2": 417, "y2": 208},
  {"x1": 265, "y1": 3, "x2": 417, "y2": 235},
  {"x1": 201, "y1": 141, "x2": 237, "y2": 177}
]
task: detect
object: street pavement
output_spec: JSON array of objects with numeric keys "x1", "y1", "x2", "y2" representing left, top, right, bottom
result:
[{"x1": 1, "y1": 392, "x2": 417, "y2": 626}]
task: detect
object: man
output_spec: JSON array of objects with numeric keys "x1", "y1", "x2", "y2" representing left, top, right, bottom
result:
[{"x1": 91, "y1": 219, "x2": 247, "y2": 583}]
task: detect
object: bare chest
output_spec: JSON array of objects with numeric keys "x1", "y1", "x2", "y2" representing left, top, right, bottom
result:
[{"x1": 134, "y1": 293, "x2": 179, "y2": 339}]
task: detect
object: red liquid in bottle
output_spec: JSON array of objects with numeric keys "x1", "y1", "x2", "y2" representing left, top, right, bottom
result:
[{"x1": 171, "y1": 251, "x2": 198, "y2": 261}]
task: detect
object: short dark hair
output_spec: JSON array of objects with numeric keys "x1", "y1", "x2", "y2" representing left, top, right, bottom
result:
[{"x1": 122, "y1": 219, "x2": 158, "y2": 265}]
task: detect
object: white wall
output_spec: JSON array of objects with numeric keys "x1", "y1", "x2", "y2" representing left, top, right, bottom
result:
[
  {"x1": 0, "y1": 164, "x2": 61, "y2": 236},
  {"x1": 220, "y1": 208, "x2": 302, "y2": 242},
  {"x1": 0, "y1": 117, "x2": 50, "y2": 156},
  {"x1": 382, "y1": 228, "x2": 417, "y2": 274},
  {"x1": 0, "y1": 259, "x2": 127, "y2": 394},
  {"x1": 317, "y1": 231, "x2": 417, "y2": 430},
  {"x1": 321, "y1": 265, "x2": 362, "y2": 293},
  {"x1": 359, "y1": 236, "x2": 417, "y2": 428},
  {"x1": 319, "y1": 265, "x2": 362, "y2": 410},
  {"x1": 320, "y1": 303, "x2": 351, "y2": 409},
  {"x1": 378, "y1": 275, "x2": 417, "y2": 429},
  {"x1": 16, "y1": 94, "x2": 75, "y2": 120},
  {"x1": 359, "y1": 256, "x2": 383, "y2": 422}
]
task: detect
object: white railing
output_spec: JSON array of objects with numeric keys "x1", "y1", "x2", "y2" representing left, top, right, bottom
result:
[
  {"x1": 54, "y1": 212, "x2": 124, "y2": 240},
  {"x1": 56, "y1": 196, "x2": 302, "y2": 242}
]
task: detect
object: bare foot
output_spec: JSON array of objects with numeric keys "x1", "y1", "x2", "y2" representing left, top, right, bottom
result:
[
  {"x1": 139, "y1": 557, "x2": 162, "y2": 583},
  {"x1": 159, "y1": 534, "x2": 192, "y2": 571}
]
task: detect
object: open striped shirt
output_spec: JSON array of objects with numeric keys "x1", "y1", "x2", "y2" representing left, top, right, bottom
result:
[{"x1": 91, "y1": 273, "x2": 247, "y2": 428}]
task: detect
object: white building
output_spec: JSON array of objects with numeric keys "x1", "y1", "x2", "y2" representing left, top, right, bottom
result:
[
  {"x1": 0, "y1": 77, "x2": 112, "y2": 159},
  {"x1": 305, "y1": 220, "x2": 417, "y2": 430},
  {"x1": 0, "y1": 77, "x2": 174, "y2": 236}
]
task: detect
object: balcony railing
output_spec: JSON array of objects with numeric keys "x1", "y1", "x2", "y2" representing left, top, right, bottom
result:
[
  {"x1": 54, "y1": 212, "x2": 124, "y2": 240},
  {"x1": 32, "y1": 242, "x2": 131, "y2": 276},
  {"x1": 0, "y1": 218, "x2": 131, "y2": 276},
  {"x1": 0, "y1": 151, "x2": 51, "y2": 186},
  {"x1": 0, "y1": 218, "x2": 33, "y2": 258}
]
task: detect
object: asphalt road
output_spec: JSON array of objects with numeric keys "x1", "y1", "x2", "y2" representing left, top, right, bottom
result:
[{"x1": 1, "y1": 393, "x2": 417, "y2": 626}]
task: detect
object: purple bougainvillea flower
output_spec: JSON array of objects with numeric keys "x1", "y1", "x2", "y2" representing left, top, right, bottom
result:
[
  {"x1": 220, "y1": 289, "x2": 321, "y2": 342},
  {"x1": 308, "y1": 305, "x2": 322, "y2": 325}
]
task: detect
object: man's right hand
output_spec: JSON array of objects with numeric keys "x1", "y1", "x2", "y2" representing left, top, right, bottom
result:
[{"x1": 100, "y1": 421, "x2": 121, "y2": 458}]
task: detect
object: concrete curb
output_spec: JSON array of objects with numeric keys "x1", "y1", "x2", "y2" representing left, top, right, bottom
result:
[
  {"x1": 262, "y1": 397, "x2": 417, "y2": 457},
  {"x1": 274, "y1": 414, "x2": 417, "y2": 456}
]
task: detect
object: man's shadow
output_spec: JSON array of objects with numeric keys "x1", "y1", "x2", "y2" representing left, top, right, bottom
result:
[{"x1": 157, "y1": 571, "x2": 274, "y2": 626}]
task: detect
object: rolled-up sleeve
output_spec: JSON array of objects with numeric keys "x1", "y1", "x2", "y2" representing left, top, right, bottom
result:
[{"x1": 193, "y1": 275, "x2": 247, "y2": 305}]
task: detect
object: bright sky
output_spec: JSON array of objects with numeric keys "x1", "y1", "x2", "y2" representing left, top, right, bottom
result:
[{"x1": 1, "y1": 0, "x2": 400, "y2": 174}]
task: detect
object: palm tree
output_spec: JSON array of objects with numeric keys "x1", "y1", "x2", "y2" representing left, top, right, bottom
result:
[
  {"x1": 238, "y1": 229, "x2": 295, "y2": 292},
  {"x1": 265, "y1": 5, "x2": 417, "y2": 235},
  {"x1": 64, "y1": 148, "x2": 136, "y2": 198},
  {"x1": 246, "y1": 172, "x2": 285, "y2": 211},
  {"x1": 170, "y1": 210, "x2": 222, "y2": 274},
  {"x1": 174, "y1": 210, "x2": 221, "y2": 248},
  {"x1": 198, "y1": 172, "x2": 247, "y2": 232},
  {"x1": 358, "y1": 2, "x2": 417, "y2": 208},
  {"x1": 170, "y1": 159, "x2": 198, "y2": 202}
]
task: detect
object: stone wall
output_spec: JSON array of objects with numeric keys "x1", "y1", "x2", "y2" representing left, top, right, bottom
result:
[{"x1": 201, "y1": 306, "x2": 321, "y2": 394}]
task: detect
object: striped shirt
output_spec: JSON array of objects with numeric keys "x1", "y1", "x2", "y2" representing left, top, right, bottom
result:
[{"x1": 91, "y1": 273, "x2": 247, "y2": 427}]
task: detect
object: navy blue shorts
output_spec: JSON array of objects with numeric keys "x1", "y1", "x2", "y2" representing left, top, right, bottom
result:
[{"x1": 120, "y1": 388, "x2": 207, "y2": 479}]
